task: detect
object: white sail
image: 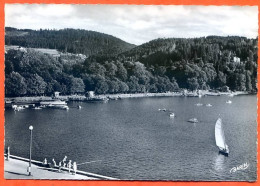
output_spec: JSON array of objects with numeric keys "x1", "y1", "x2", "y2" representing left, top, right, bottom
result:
[{"x1": 215, "y1": 118, "x2": 226, "y2": 149}]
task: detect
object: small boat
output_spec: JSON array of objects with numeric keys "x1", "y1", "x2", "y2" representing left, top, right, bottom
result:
[
  {"x1": 215, "y1": 118, "x2": 229, "y2": 156},
  {"x1": 198, "y1": 94, "x2": 202, "y2": 98},
  {"x1": 169, "y1": 113, "x2": 175, "y2": 117},
  {"x1": 226, "y1": 100, "x2": 232, "y2": 104},
  {"x1": 188, "y1": 118, "x2": 198, "y2": 123},
  {"x1": 13, "y1": 106, "x2": 25, "y2": 111},
  {"x1": 77, "y1": 105, "x2": 82, "y2": 109},
  {"x1": 206, "y1": 104, "x2": 212, "y2": 107},
  {"x1": 195, "y1": 103, "x2": 203, "y2": 106},
  {"x1": 33, "y1": 107, "x2": 42, "y2": 110},
  {"x1": 158, "y1": 108, "x2": 167, "y2": 112}
]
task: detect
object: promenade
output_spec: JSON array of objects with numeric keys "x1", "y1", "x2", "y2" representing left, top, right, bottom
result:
[{"x1": 4, "y1": 155, "x2": 116, "y2": 180}]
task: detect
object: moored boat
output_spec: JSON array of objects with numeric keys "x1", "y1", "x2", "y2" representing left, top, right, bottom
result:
[
  {"x1": 158, "y1": 108, "x2": 167, "y2": 112},
  {"x1": 215, "y1": 118, "x2": 229, "y2": 156},
  {"x1": 169, "y1": 113, "x2": 175, "y2": 117},
  {"x1": 226, "y1": 100, "x2": 232, "y2": 104},
  {"x1": 188, "y1": 118, "x2": 198, "y2": 123}
]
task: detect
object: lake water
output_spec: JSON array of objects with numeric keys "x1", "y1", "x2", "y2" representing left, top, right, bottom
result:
[{"x1": 5, "y1": 95, "x2": 257, "y2": 181}]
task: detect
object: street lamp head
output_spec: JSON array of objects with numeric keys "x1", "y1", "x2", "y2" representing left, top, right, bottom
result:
[{"x1": 29, "y1": 126, "x2": 33, "y2": 130}]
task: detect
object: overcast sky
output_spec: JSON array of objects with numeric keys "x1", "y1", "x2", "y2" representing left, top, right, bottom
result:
[{"x1": 5, "y1": 4, "x2": 258, "y2": 45}]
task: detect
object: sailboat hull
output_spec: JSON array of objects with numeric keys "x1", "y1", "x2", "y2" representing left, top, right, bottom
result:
[
  {"x1": 218, "y1": 146, "x2": 229, "y2": 156},
  {"x1": 219, "y1": 150, "x2": 229, "y2": 156}
]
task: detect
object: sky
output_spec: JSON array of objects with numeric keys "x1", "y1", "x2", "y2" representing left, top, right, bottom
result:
[{"x1": 5, "y1": 4, "x2": 258, "y2": 45}]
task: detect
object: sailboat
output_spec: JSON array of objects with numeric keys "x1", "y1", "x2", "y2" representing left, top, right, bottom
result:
[{"x1": 215, "y1": 118, "x2": 229, "y2": 156}]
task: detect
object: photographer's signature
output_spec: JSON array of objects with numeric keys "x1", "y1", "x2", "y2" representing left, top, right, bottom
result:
[{"x1": 230, "y1": 162, "x2": 249, "y2": 173}]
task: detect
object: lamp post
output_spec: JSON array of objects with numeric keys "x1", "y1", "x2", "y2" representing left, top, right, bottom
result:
[{"x1": 28, "y1": 125, "x2": 33, "y2": 176}]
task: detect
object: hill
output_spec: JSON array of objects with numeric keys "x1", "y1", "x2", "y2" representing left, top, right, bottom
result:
[
  {"x1": 4, "y1": 34, "x2": 258, "y2": 97},
  {"x1": 5, "y1": 27, "x2": 136, "y2": 57}
]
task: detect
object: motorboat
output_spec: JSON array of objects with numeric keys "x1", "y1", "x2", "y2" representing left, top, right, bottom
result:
[
  {"x1": 169, "y1": 113, "x2": 175, "y2": 118},
  {"x1": 188, "y1": 118, "x2": 198, "y2": 123},
  {"x1": 158, "y1": 108, "x2": 167, "y2": 112},
  {"x1": 226, "y1": 100, "x2": 232, "y2": 104}
]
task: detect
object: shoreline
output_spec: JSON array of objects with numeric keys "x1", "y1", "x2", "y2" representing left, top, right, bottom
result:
[
  {"x1": 4, "y1": 154, "x2": 117, "y2": 180},
  {"x1": 5, "y1": 91, "x2": 251, "y2": 104}
]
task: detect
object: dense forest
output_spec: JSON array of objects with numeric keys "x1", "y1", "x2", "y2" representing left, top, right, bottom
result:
[
  {"x1": 5, "y1": 27, "x2": 136, "y2": 57},
  {"x1": 5, "y1": 28, "x2": 258, "y2": 97}
]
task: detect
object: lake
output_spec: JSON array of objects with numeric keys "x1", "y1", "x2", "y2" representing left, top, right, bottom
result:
[{"x1": 5, "y1": 95, "x2": 257, "y2": 181}]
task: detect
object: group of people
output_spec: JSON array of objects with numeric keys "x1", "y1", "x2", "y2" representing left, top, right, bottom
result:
[{"x1": 42, "y1": 155, "x2": 77, "y2": 175}]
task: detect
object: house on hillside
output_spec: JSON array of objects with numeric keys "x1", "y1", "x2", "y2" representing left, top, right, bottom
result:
[
  {"x1": 233, "y1": 56, "x2": 240, "y2": 63},
  {"x1": 86, "y1": 91, "x2": 95, "y2": 98},
  {"x1": 54, "y1": 91, "x2": 60, "y2": 97}
]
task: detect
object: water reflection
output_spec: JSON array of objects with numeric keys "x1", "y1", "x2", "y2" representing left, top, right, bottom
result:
[{"x1": 213, "y1": 154, "x2": 226, "y2": 172}]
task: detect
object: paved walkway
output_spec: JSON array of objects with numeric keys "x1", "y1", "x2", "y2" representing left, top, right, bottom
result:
[{"x1": 4, "y1": 157, "x2": 96, "y2": 180}]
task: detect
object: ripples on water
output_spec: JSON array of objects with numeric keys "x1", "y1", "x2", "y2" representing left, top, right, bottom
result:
[{"x1": 5, "y1": 95, "x2": 257, "y2": 181}]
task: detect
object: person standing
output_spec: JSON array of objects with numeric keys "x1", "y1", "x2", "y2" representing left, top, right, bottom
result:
[
  {"x1": 6, "y1": 147, "x2": 10, "y2": 161},
  {"x1": 62, "y1": 156, "x2": 67, "y2": 167},
  {"x1": 42, "y1": 158, "x2": 48, "y2": 166},
  {"x1": 73, "y1": 162, "x2": 77, "y2": 175},
  {"x1": 67, "y1": 160, "x2": 72, "y2": 173},
  {"x1": 58, "y1": 161, "x2": 62, "y2": 172},
  {"x1": 52, "y1": 158, "x2": 56, "y2": 167}
]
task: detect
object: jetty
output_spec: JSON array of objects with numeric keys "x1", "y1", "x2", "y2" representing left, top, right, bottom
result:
[{"x1": 4, "y1": 154, "x2": 117, "y2": 180}]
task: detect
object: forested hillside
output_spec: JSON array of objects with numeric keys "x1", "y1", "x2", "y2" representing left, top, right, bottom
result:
[
  {"x1": 5, "y1": 32, "x2": 258, "y2": 97},
  {"x1": 5, "y1": 27, "x2": 136, "y2": 57},
  {"x1": 119, "y1": 36, "x2": 258, "y2": 91}
]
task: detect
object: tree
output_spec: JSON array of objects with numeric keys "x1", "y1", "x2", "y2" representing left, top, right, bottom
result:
[
  {"x1": 26, "y1": 74, "x2": 47, "y2": 96},
  {"x1": 215, "y1": 71, "x2": 226, "y2": 88},
  {"x1": 95, "y1": 80, "x2": 109, "y2": 94},
  {"x1": 69, "y1": 76, "x2": 85, "y2": 94},
  {"x1": 118, "y1": 81, "x2": 129, "y2": 93},
  {"x1": 104, "y1": 62, "x2": 118, "y2": 77},
  {"x1": 187, "y1": 77, "x2": 199, "y2": 91},
  {"x1": 107, "y1": 80, "x2": 120, "y2": 93},
  {"x1": 5, "y1": 72, "x2": 27, "y2": 96},
  {"x1": 115, "y1": 61, "x2": 128, "y2": 81},
  {"x1": 245, "y1": 70, "x2": 252, "y2": 91}
]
